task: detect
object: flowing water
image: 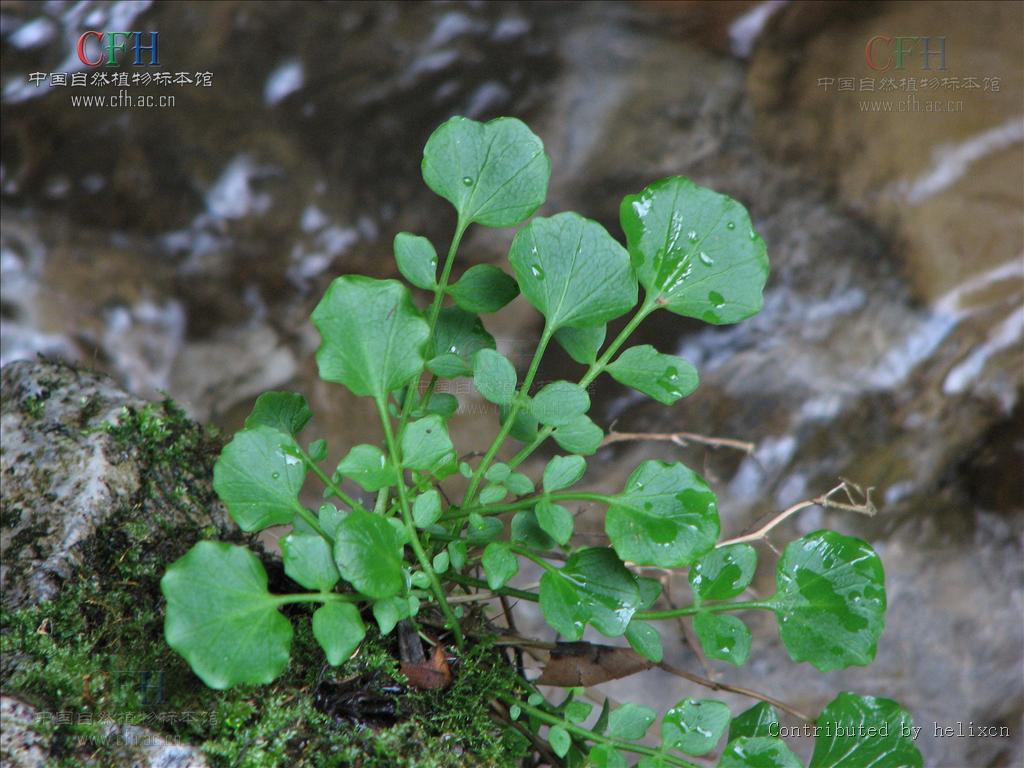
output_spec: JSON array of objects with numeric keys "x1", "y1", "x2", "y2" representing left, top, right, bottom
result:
[{"x1": 2, "y1": 2, "x2": 1021, "y2": 766}]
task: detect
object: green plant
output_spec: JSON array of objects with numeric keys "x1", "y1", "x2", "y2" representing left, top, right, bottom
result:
[{"x1": 161, "y1": 116, "x2": 922, "y2": 767}]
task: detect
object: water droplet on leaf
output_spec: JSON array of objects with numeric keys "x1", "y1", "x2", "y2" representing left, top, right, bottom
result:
[{"x1": 462, "y1": 176, "x2": 474, "y2": 187}]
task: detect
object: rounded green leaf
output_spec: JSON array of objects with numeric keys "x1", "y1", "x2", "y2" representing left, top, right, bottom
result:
[
  {"x1": 548, "y1": 724, "x2": 571, "y2": 758},
  {"x1": 213, "y1": 425, "x2": 306, "y2": 532},
  {"x1": 606, "y1": 345, "x2": 699, "y2": 405},
  {"x1": 509, "y1": 213, "x2": 638, "y2": 331},
  {"x1": 428, "y1": 306, "x2": 496, "y2": 378},
  {"x1": 536, "y1": 498, "x2": 574, "y2": 546},
  {"x1": 554, "y1": 324, "x2": 606, "y2": 365},
  {"x1": 473, "y1": 348, "x2": 517, "y2": 405},
  {"x1": 504, "y1": 471, "x2": 535, "y2": 495},
  {"x1": 662, "y1": 698, "x2": 731, "y2": 756},
  {"x1": 161, "y1": 541, "x2": 292, "y2": 689},
  {"x1": 412, "y1": 489, "x2": 442, "y2": 528},
  {"x1": 482, "y1": 542, "x2": 519, "y2": 590},
  {"x1": 312, "y1": 602, "x2": 366, "y2": 666},
  {"x1": 422, "y1": 115, "x2": 550, "y2": 227},
  {"x1": 767, "y1": 530, "x2": 886, "y2": 672},
  {"x1": 539, "y1": 548, "x2": 640, "y2": 640},
  {"x1": 543, "y1": 454, "x2": 587, "y2": 491},
  {"x1": 588, "y1": 745, "x2": 627, "y2": 768},
  {"x1": 334, "y1": 509, "x2": 404, "y2": 599},
  {"x1": 394, "y1": 232, "x2": 438, "y2": 290},
  {"x1": 620, "y1": 176, "x2": 769, "y2": 325},
  {"x1": 729, "y1": 703, "x2": 779, "y2": 743},
  {"x1": 692, "y1": 612, "x2": 751, "y2": 666},
  {"x1": 312, "y1": 276, "x2": 428, "y2": 400},
  {"x1": 719, "y1": 737, "x2": 802, "y2": 768},
  {"x1": 372, "y1": 595, "x2": 408, "y2": 635},
  {"x1": 336, "y1": 444, "x2": 394, "y2": 492},
  {"x1": 511, "y1": 510, "x2": 556, "y2": 550},
  {"x1": 551, "y1": 414, "x2": 603, "y2": 455},
  {"x1": 810, "y1": 693, "x2": 922, "y2": 768},
  {"x1": 625, "y1": 621, "x2": 663, "y2": 663},
  {"x1": 480, "y1": 484, "x2": 508, "y2": 505},
  {"x1": 401, "y1": 415, "x2": 455, "y2": 472},
  {"x1": 606, "y1": 460, "x2": 719, "y2": 567},
  {"x1": 608, "y1": 702, "x2": 657, "y2": 740},
  {"x1": 244, "y1": 391, "x2": 312, "y2": 435},
  {"x1": 446, "y1": 264, "x2": 520, "y2": 313},
  {"x1": 530, "y1": 381, "x2": 590, "y2": 427},
  {"x1": 280, "y1": 532, "x2": 340, "y2": 592},
  {"x1": 689, "y1": 543, "x2": 757, "y2": 601}
]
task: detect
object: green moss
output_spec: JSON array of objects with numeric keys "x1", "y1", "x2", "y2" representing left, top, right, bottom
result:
[{"x1": 1, "y1": 400, "x2": 528, "y2": 767}]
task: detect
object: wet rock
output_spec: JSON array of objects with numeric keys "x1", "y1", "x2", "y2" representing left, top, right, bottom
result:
[{"x1": 0, "y1": 359, "x2": 234, "y2": 610}]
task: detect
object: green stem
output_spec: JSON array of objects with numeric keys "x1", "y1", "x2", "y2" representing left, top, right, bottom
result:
[
  {"x1": 442, "y1": 491, "x2": 611, "y2": 521},
  {"x1": 273, "y1": 592, "x2": 358, "y2": 607},
  {"x1": 636, "y1": 598, "x2": 772, "y2": 621},
  {"x1": 291, "y1": 501, "x2": 331, "y2": 541},
  {"x1": 511, "y1": 546, "x2": 558, "y2": 574},
  {"x1": 446, "y1": 572, "x2": 539, "y2": 603},
  {"x1": 465, "y1": 325, "x2": 555, "y2": 504},
  {"x1": 499, "y1": 697, "x2": 699, "y2": 768},
  {"x1": 506, "y1": 298, "x2": 657, "y2": 471},
  {"x1": 398, "y1": 218, "x2": 468, "y2": 431},
  {"x1": 297, "y1": 447, "x2": 369, "y2": 514},
  {"x1": 376, "y1": 397, "x2": 465, "y2": 649}
]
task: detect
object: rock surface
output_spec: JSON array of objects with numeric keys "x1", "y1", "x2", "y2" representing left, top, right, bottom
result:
[
  {"x1": 0, "y1": 694, "x2": 209, "y2": 768},
  {"x1": 1, "y1": 360, "x2": 231, "y2": 610}
]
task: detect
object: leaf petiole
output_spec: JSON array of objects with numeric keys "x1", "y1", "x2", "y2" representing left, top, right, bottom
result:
[{"x1": 635, "y1": 598, "x2": 773, "y2": 621}]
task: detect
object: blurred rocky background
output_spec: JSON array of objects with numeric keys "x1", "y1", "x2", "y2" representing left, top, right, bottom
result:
[{"x1": 1, "y1": 2, "x2": 1021, "y2": 766}]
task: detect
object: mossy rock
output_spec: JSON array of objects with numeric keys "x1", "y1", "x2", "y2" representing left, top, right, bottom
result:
[{"x1": 0, "y1": 361, "x2": 527, "y2": 767}]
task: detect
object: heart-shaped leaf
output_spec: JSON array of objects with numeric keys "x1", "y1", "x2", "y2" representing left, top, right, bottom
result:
[
  {"x1": 661, "y1": 698, "x2": 731, "y2": 756},
  {"x1": 312, "y1": 276, "x2": 428, "y2": 400},
  {"x1": 539, "y1": 548, "x2": 640, "y2": 640},
  {"x1": 473, "y1": 348, "x2": 517, "y2": 405},
  {"x1": 767, "y1": 531, "x2": 886, "y2": 672},
  {"x1": 422, "y1": 116, "x2": 550, "y2": 227},
  {"x1": 543, "y1": 454, "x2": 587, "y2": 492},
  {"x1": 606, "y1": 346, "x2": 698, "y2": 405},
  {"x1": 606, "y1": 460, "x2": 719, "y2": 567},
  {"x1": 401, "y1": 415, "x2": 455, "y2": 472},
  {"x1": 447, "y1": 264, "x2": 520, "y2": 314},
  {"x1": 620, "y1": 176, "x2": 769, "y2": 324},
  {"x1": 335, "y1": 444, "x2": 394, "y2": 492},
  {"x1": 428, "y1": 306, "x2": 496, "y2": 378},
  {"x1": 280, "y1": 532, "x2": 340, "y2": 592},
  {"x1": 372, "y1": 595, "x2": 408, "y2": 635},
  {"x1": 394, "y1": 232, "x2": 437, "y2": 290},
  {"x1": 504, "y1": 472, "x2": 535, "y2": 495},
  {"x1": 162, "y1": 541, "x2": 292, "y2": 689},
  {"x1": 334, "y1": 510, "x2": 404, "y2": 599},
  {"x1": 244, "y1": 391, "x2": 312, "y2": 435},
  {"x1": 547, "y1": 724, "x2": 571, "y2": 758},
  {"x1": 509, "y1": 213, "x2": 638, "y2": 331},
  {"x1": 312, "y1": 602, "x2": 366, "y2": 666},
  {"x1": 482, "y1": 542, "x2": 519, "y2": 590},
  {"x1": 689, "y1": 544, "x2": 757, "y2": 601},
  {"x1": 213, "y1": 426, "x2": 306, "y2": 532},
  {"x1": 554, "y1": 325, "x2": 606, "y2": 365},
  {"x1": 719, "y1": 737, "x2": 802, "y2": 768},
  {"x1": 530, "y1": 381, "x2": 590, "y2": 426},
  {"x1": 729, "y1": 703, "x2": 779, "y2": 742},
  {"x1": 810, "y1": 693, "x2": 922, "y2": 768},
  {"x1": 692, "y1": 612, "x2": 751, "y2": 666}
]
